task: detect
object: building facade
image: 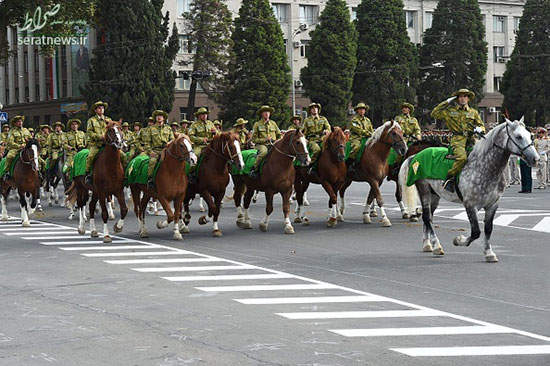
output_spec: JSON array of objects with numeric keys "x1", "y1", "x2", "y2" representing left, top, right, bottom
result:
[{"x1": 0, "y1": 0, "x2": 525, "y2": 128}]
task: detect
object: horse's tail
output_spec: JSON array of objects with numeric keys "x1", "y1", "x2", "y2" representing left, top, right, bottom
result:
[
  {"x1": 65, "y1": 181, "x2": 78, "y2": 206},
  {"x1": 399, "y1": 156, "x2": 419, "y2": 215}
]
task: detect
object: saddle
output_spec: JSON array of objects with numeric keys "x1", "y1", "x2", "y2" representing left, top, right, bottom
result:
[{"x1": 0, "y1": 153, "x2": 21, "y2": 177}]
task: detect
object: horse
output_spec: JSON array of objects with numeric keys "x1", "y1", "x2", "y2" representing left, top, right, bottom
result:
[
  {"x1": 399, "y1": 119, "x2": 539, "y2": 262},
  {"x1": 66, "y1": 121, "x2": 128, "y2": 243},
  {"x1": 233, "y1": 129, "x2": 310, "y2": 234},
  {"x1": 130, "y1": 134, "x2": 197, "y2": 240},
  {"x1": 338, "y1": 121, "x2": 407, "y2": 227},
  {"x1": 182, "y1": 132, "x2": 244, "y2": 237},
  {"x1": 294, "y1": 127, "x2": 347, "y2": 227},
  {"x1": 1, "y1": 139, "x2": 41, "y2": 226}
]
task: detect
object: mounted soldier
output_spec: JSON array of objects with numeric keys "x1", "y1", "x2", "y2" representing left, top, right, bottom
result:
[
  {"x1": 64, "y1": 119, "x2": 87, "y2": 171},
  {"x1": 392, "y1": 102, "x2": 421, "y2": 173},
  {"x1": 287, "y1": 115, "x2": 303, "y2": 131},
  {"x1": 179, "y1": 120, "x2": 189, "y2": 135},
  {"x1": 231, "y1": 118, "x2": 249, "y2": 148},
  {"x1": 249, "y1": 105, "x2": 281, "y2": 178},
  {"x1": 188, "y1": 107, "x2": 217, "y2": 156},
  {"x1": 1, "y1": 124, "x2": 10, "y2": 147},
  {"x1": 47, "y1": 121, "x2": 66, "y2": 176},
  {"x1": 213, "y1": 120, "x2": 223, "y2": 133},
  {"x1": 121, "y1": 122, "x2": 132, "y2": 152},
  {"x1": 303, "y1": 103, "x2": 330, "y2": 174},
  {"x1": 2, "y1": 116, "x2": 32, "y2": 181},
  {"x1": 170, "y1": 121, "x2": 180, "y2": 135},
  {"x1": 431, "y1": 88, "x2": 485, "y2": 193},
  {"x1": 127, "y1": 122, "x2": 142, "y2": 161},
  {"x1": 145, "y1": 110, "x2": 174, "y2": 190},
  {"x1": 347, "y1": 102, "x2": 374, "y2": 173},
  {"x1": 35, "y1": 124, "x2": 52, "y2": 164}
]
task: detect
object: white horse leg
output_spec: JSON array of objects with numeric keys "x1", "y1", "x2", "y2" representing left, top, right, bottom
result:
[
  {"x1": 483, "y1": 203, "x2": 499, "y2": 263},
  {"x1": 173, "y1": 220, "x2": 183, "y2": 240},
  {"x1": 379, "y1": 205, "x2": 391, "y2": 227},
  {"x1": 399, "y1": 201, "x2": 410, "y2": 219},
  {"x1": 103, "y1": 221, "x2": 112, "y2": 243},
  {"x1": 362, "y1": 203, "x2": 372, "y2": 224},
  {"x1": 294, "y1": 205, "x2": 303, "y2": 223},
  {"x1": 259, "y1": 214, "x2": 270, "y2": 232},
  {"x1": 337, "y1": 195, "x2": 345, "y2": 222},
  {"x1": 48, "y1": 186, "x2": 53, "y2": 206},
  {"x1": 21, "y1": 204, "x2": 30, "y2": 227},
  {"x1": 78, "y1": 207, "x2": 86, "y2": 234},
  {"x1": 212, "y1": 220, "x2": 222, "y2": 237},
  {"x1": 199, "y1": 197, "x2": 206, "y2": 212},
  {"x1": 241, "y1": 208, "x2": 252, "y2": 229},
  {"x1": 114, "y1": 218, "x2": 124, "y2": 233},
  {"x1": 139, "y1": 217, "x2": 149, "y2": 238},
  {"x1": 107, "y1": 200, "x2": 115, "y2": 220},
  {"x1": 236, "y1": 205, "x2": 244, "y2": 227},
  {"x1": 327, "y1": 204, "x2": 338, "y2": 228},
  {"x1": 89, "y1": 218, "x2": 98, "y2": 238},
  {"x1": 369, "y1": 200, "x2": 378, "y2": 217},
  {"x1": 156, "y1": 219, "x2": 169, "y2": 229},
  {"x1": 54, "y1": 187, "x2": 59, "y2": 205},
  {"x1": 68, "y1": 202, "x2": 75, "y2": 220},
  {"x1": 303, "y1": 192, "x2": 310, "y2": 206},
  {"x1": 284, "y1": 217, "x2": 295, "y2": 234},
  {"x1": 422, "y1": 221, "x2": 433, "y2": 252},
  {"x1": 1, "y1": 196, "x2": 8, "y2": 221},
  {"x1": 252, "y1": 191, "x2": 259, "y2": 203},
  {"x1": 179, "y1": 219, "x2": 190, "y2": 234}
]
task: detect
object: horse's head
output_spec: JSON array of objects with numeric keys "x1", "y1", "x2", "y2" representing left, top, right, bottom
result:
[
  {"x1": 323, "y1": 127, "x2": 346, "y2": 162},
  {"x1": 105, "y1": 121, "x2": 124, "y2": 150},
  {"x1": 287, "y1": 129, "x2": 311, "y2": 166},
  {"x1": 169, "y1": 133, "x2": 197, "y2": 166},
  {"x1": 379, "y1": 121, "x2": 407, "y2": 155},
  {"x1": 502, "y1": 117, "x2": 539, "y2": 167},
  {"x1": 220, "y1": 132, "x2": 244, "y2": 171},
  {"x1": 24, "y1": 138, "x2": 40, "y2": 171}
]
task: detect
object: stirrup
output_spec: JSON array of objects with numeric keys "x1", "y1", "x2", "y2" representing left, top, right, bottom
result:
[
  {"x1": 147, "y1": 179, "x2": 156, "y2": 190},
  {"x1": 443, "y1": 178, "x2": 455, "y2": 193},
  {"x1": 188, "y1": 174, "x2": 196, "y2": 185},
  {"x1": 85, "y1": 174, "x2": 93, "y2": 185},
  {"x1": 248, "y1": 169, "x2": 258, "y2": 178}
]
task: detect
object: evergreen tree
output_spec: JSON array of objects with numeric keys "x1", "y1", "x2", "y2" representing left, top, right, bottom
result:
[
  {"x1": 183, "y1": 0, "x2": 234, "y2": 123},
  {"x1": 418, "y1": 0, "x2": 487, "y2": 122},
  {"x1": 300, "y1": 0, "x2": 357, "y2": 126},
  {"x1": 352, "y1": 0, "x2": 418, "y2": 126},
  {"x1": 501, "y1": 0, "x2": 550, "y2": 126},
  {"x1": 220, "y1": 0, "x2": 291, "y2": 124},
  {"x1": 82, "y1": 0, "x2": 178, "y2": 121}
]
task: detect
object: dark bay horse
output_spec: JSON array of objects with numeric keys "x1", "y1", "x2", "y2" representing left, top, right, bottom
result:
[
  {"x1": 1, "y1": 139, "x2": 41, "y2": 226},
  {"x1": 130, "y1": 134, "x2": 197, "y2": 240},
  {"x1": 233, "y1": 129, "x2": 310, "y2": 234},
  {"x1": 67, "y1": 121, "x2": 128, "y2": 243},
  {"x1": 338, "y1": 121, "x2": 406, "y2": 227},
  {"x1": 182, "y1": 132, "x2": 243, "y2": 237},
  {"x1": 294, "y1": 127, "x2": 347, "y2": 227}
]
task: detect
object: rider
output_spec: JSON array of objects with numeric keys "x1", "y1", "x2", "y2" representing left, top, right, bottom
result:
[
  {"x1": 170, "y1": 121, "x2": 180, "y2": 135},
  {"x1": 188, "y1": 107, "x2": 217, "y2": 156},
  {"x1": 179, "y1": 120, "x2": 189, "y2": 135},
  {"x1": 145, "y1": 110, "x2": 174, "y2": 190},
  {"x1": 392, "y1": 102, "x2": 421, "y2": 174},
  {"x1": 347, "y1": 102, "x2": 374, "y2": 173},
  {"x1": 287, "y1": 115, "x2": 303, "y2": 131},
  {"x1": 1, "y1": 124, "x2": 10, "y2": 147},
  {"x1": 213, "y1": 120, "x2": 223, "y2": 133},
  {"x1": 231, "y1": 118, "x2": 249, "y2": 148},
  {"x1": 127, "y1": 122, "x2": 143, "y2": 161},
  {"x1": 2, "y1": 116, "x2": 32, "y2": 181},
  {"x1": 303, "y1": 103, "x2": 331, "y2": 174},
  {"x1": 47, "y1": 121, "x2": 66, "y2": 175},
  {"x1": 249, "y1": 105, "x2": 281, "y2": 178},
  {"x1": 121, "y1": 122, "x2": 132, "y2": 152},
  {"x1": 35, "y1": 124, "x2": 52, "y2": 164},
  {"x1": 64, "y1": 119, "x2": 87, "y2": 171},
  {"x1": 431, "y1": 88, "x2": 485, "y2": 193},
  {"x1": 84, "y1": 101, "x2": 127, "y2": 185}
]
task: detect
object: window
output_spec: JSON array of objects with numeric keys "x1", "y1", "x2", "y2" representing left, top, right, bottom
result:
[
  {"x1": 34, "y1": 116, "x2": 40, "y2": 125},
  {"x1": 494, "y1": 76, "x2": 502, "y2": 92},
  {"x1": 300, "y1": 40, "x2": 310, "y2": 58},
  {"x1": 425, "y1": 12, "x2": 433, "y2": 29},
  {"x1": 300, "y1": 5, "x2": 318, "y2": 25},
  {"x1": 35, "y1": 85, "x2": 40, "y2": 99},
  {"x1": 405, "y1": 11, "x2": 416, "y2": 29},
  {"x1": 177, "y1": 0, "x2": 191, "y2": 17},
  {"x1": 272, "y1": 4, "x2": 289, "y2": 23},
  {"x1": 493, "y1": 46, "x2": 505, "y2": 61},
  {"x1": 351, "y1": 7, "x2": 358, "y2": 22},
  {"x1": 493, "y1": 16, "x2": 505, "y2": 32},
  {"x1": 180, "y1": 107, "x2": 188, "y2": 121},
  {"x1": 514, "y1": 17, "x2": 520, "y2": 33},
  {"x1": 178, "y1": 35, "x2": 190, "y2": 54},
  {"x1": 45, "y1": 115, "x2": 51, "y2": 124},
  {"x1": 62, "y1": 80, "x2": 67, "y2": 98},
  {"x1": 6, "y1": 89, "x2": 9, "y2": 105}
]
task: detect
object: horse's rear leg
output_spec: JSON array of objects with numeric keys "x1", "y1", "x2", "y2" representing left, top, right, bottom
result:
[
  {"x1": 295, "y1": 180, "x2": 310, "y2": 226},
  {"x1": 322, "y1": 181, "x2": 338, "y2": 228},
  {"x1": 238, "y1": 187, "x2": 254, "y2": 229},
  {"x1": 363, "y1": 189, "x2": 377, "y2": 221},
  {"x1": 106, "y1": 195, "x2": 115, "y2": 220},
  {"x1": 211, "y1": 192, "x2": 224, "y2": 237},
  {"x1": 233, "y1": 180, "x2": 247, "y2": 227},
  {"x1": 1, "y1": 190, "x2": 9, "y2": 221},
  {"x1": 482, "y1": 202, "x2": 499, "y2": 263},
  {"x1": 113, "y1": 189, "x2": 127, "y2": 234},
  {"x1": 370, "y1": 182, "x2": 391, "y2": 227},
  {"x1": 280, "y1": 189, "x2": 294, "y2": 234},
  {"x1": 98, "y1": 196, "x2": 112, "y2": 243},
  {"x1": 259, "y1": 191, "x2": 275, "y2": 232},
  {"x1": 138, "y1": 193, "x2": 150, "y2": 238},
  {"x1": 337, "y1": 180, "x2": 351, "y2": 222},
  {"x1": 453, "y1": 204, "x2": 481, "y2": 252},
  {"x1": 89, "y1": 194, "x2": 99, "y2": 238},
  {"x1": 19, "y1": 190, "x2": 30, "y2": 227}
]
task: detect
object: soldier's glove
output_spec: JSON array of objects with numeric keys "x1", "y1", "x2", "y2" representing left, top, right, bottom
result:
[
  {"x1": 473, "y1": 127, "x2": 483, "y2": 134},
  {"x1": 446, "y1": 96, "x2": 457, "y2": 104}
]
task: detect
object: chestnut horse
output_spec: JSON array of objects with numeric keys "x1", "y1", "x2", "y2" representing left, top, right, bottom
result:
[
  {"x1": 130, "y1": 134, "x2": 197, "y2": 240},
  {"x1": 67, "y1": 121, "x2": 127, "y2": 243},
  {"x1": 182, "y1": 132, "x2": 244, "y2": 237},
  {"x1": 294, "y1": 127, "x2": 347, "y2": 227},
  {"x1": 338, "y1": 121, "x2": 407, "y2": 227},
  {"x1": 233, "y1": 129, "x2": 310, "y2": 234},
  {"x1": 1, "y1": 139, "x2": 41, "y2": 226}
]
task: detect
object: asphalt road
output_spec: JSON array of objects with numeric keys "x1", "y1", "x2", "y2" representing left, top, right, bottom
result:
[{"x1": 0, "y1": 180, "x2": 549, "y2": 366}]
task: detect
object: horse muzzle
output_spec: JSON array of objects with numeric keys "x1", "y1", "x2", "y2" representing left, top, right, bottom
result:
[{"x1": 523, "y1": 151, "x2": 539, "y2": 168}]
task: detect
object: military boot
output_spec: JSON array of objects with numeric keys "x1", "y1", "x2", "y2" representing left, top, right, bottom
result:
[
  {"x1": 85, "y1": 174, "x2": 93, "y2": 186},
  {"x1": 443, "y1": 175, "x2": 456, "y2": 193}
]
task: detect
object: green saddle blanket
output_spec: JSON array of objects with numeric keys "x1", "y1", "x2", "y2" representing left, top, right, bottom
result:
[
  {"x1": 231, "y1": 149, "x2": 258, "y2": 175},
  {"x1": 71, "y1": 149, "x2": 90, "y2": 178},
  {"x1": 387, "y1": 148, "x2": 398, "y2": 166},
  {"x1": 406, "y1": 147, "x2": 456, "y2": 187},
  {"x1": 125, "y1": 154, "x2": 161, "y2": 185},
  {"x1": 0, "y1": 154, "x2": 21, "y2": 177},
  {"x1": 345, "y1": 138, "x2": 366, "y2": 163}
]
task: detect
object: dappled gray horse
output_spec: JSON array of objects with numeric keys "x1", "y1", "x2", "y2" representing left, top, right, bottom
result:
[{"x1": 399, "y1": 119, "x2": 539, "y2": 263}]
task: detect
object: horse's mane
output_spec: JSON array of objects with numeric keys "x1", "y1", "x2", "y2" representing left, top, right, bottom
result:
[
  {"x1": 106, "y1": 120, "x2": 120, "y2": 129},
  {"x1": 366, "y1": 120, "x2": 401, "y2": 147},
  {"x1": 25, "y1": 138, "x2": 40, "y2": 150},
  {"x1": 321, "y1": 127, "x2": 345, "y2": 152},
  {"x1": 470, "y1": 122, "x2": 507, "y2": 156}
]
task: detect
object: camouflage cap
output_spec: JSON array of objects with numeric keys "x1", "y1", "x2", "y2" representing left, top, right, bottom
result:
[
  {"x1": 194, "y1": 107, "x2": 208, "y2": 117},
  {"x1": 400, "y1": 102, "x2": 415, "y2": 113},
  {"x1": 171, "y1": 121, "x2": 179, "y2": 127},
  {"x1": 180, "y1": 119, "x2": 189, "y2": 125},
  {"x1": 452, "y1": 88, "x2": 475, "y2": 99},
  {"x1": 353, "y1": 103, "x2": 370, "y2": 112},
  {"x1": 152, "y1": 110, "x2": 169, "y2": 121},
  {"x1": 233, "y1": 118, "x2": 248, "y2": 127},
  {"x1": 257, "y1": 105, "x2": 274, "y2": 116},
  {"x1": 9, "y1": 115, "x2": 25, "y2": 126},
  {"x1": 89, "y1": 101, "x2": 108, "y2": 114},
  {"x1": 213, "y1": 120, "x2": 222, "y2": 126},
  {"x1": 39, "y1": 124, "x2": 52, "y2": 131},
  {"x1": 290, "y1": 115, "x2": 303, "y2": 123},
  {"x1": 307, "y1": 103, "x2": 321, "y2": 113},
  {"x1": 133, "y1": 122, "x2": 142, "y2": 128},
  {"x1": 52, "y1": 121, "x2": 64, "y2": 129},
  {"x1": 28, "y1": 127, "x2": 34, "y2": 132},
  {"x1": 1, "y1": 124, "x2": 10, "y2": 130},
  {"x1": 67, "y1": 119, "x2": 82, "y2": 129},
  {"x1": 121, "y1": 122, "x2": 130, "y2": 127}
]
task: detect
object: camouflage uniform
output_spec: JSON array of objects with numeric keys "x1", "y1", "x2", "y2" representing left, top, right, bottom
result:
[
  {"x1": 251, "y1": 119, "x2": 281, "y2": 170},
  {"x1": 35, "y1": 127, "x2": 51, "y2": 162},
  {"x1": 144, "y1": 124, "x2": 174, "y2": 179},
  {"x1": 188, "y1": 119, "x2": 217, "y2": 156},
  {"x1": 2, "y1": 123, "x2": 32, "y2": 177},
  {"x1": 231, "y1": 118, "x2": 249, "y2": 147},
  {"x1": 303, "y1": 115, "x2": 330, "y2": 162},
  {"x1": 395, "y1": 114, "x2": 421, "y2": 145},
  {"x1": 47, "y1": 127, "x2": 66, "y2": 169},
  {"x1": 348, "y1": 114, "x2": 374, "y2": 160},
  {"x1": 64, "y1": 124, "x2": 87, "y2": 170}
]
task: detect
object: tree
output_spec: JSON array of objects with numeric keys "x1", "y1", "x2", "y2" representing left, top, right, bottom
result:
[
  {"x1": 417, "y1": 0, "x2": 487, "y2": 122},
  {"x1": 352, "y1": 0, "x2": 418, "y2": 126},
  {"x1": 300, "y1": 0, "x2": 357, "y2": 126},
  {"x1": 501, "y1": 0, "x2": 550, "y2": 126},
  {"x1": 183, "y1": 0, "x2": 234, "y2": 124},
  {"x1": 219, "y1": 0, "x2": 291, "y2": 125},
  {"x1": 81, "y1": 0, "x2": 178, "y2": 121}
]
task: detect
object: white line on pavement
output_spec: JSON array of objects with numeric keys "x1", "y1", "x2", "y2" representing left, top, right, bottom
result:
[
  {"x1": 331, "y1": 325, "x2": 512, "y2": 337},
  {"x1": 82, "y1": 251, "x2": 187, "y2": 257},
  {"x1": 105, "y1": 258, "x2": 219, "y2": 264},
  {"x1": 60, "y1": 245, "x2": 160, "y2": 251},
  {"x1": 391, "y1": 345, "x2": 550, "y2": 357},
  {"x1": 162, "y1": 274, "x2": 294, "y2": 281},
  {"x1": 41, "y1": 240, "x2": 132, "y2": 245},
  {"x1": 277, "y1": 309, "x2": 445, "y2": 320},
  {"x1": 234, "y1": 295, "x2": 386, "y2": 305},
  {"x1": 22, "y1": 236, "x2": 85, "y2": 240},
  {"x1": 132, "y1": 265, "x2": 256, "y2": 272},
  {"x1": 196, "y1": 284, "x2": 340, "y2": 292}
]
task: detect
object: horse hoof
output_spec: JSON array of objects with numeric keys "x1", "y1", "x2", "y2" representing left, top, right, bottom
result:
[
  {"x1": 22, "y1": 221, "x2": 31, "y2": 227},
  {"x1": 370, "y1": 211, "x2": 378, "y2": 218},
  {"x1": 109, "y1": 215, "x2": 115, "y2": 221},
  {"x1": 48, "y1": 202, "x2": 52, "y2": 207},
  {"x1": 68, "y1": 214, "x2": 74, "y2": 220},
  {"x1": 327, "y1": 218, "x2": 337, "y2": 228},
  {"x1": 114, "y1": 224, "x2": 123, "y2": 233},
  {"x1": 453, "y1": 235, "x2": 467, "y2": 247},
  {"x1": 294, "y1": 217, "x2": 302, "y2": 224},
  {"x1": 78, "y1": 227, "x2": 86, "y2": 235},
  {"x1": 236, "y1": 220, "x2": 244, "y2": 228},
  {"x1": 156, "y1": 221, "x2": 165, "y2": 230},
  {"x1": 485, "y1": 255, "x2": 499, "y2": 263},
  {"x1": 213, "y1": 230, "x2": 222, "y2": 237},
  {"x1": 37, "y1": 205, "x2": 43, "y2": 212},
  {"x1": 422, "y1": 243, "x2": 433, "y2": 252},
  {"x1": 180, "y1": 226, "x2": 190, "y2": 234},
  {"x1": 302, "y1": 217, "x2": 310, "y2": 226},
  {"x1": 198, "y1": 216, "x2": 208, "y2": 225},
  {"x1": 242, "y1": 220, "x2": 252, "y2": 229},
  {"x1": 252, "y1": 198, "x2": 257, "y2": 203},
  {"x1": 303, "y1": 200, "x2": 310, "y2": 206},
  {"x1": 90, "y1": 230, "x2": 99, "y2": 238},
  {"x1": 433, "y1": 247, "x2": 445, "y2": 256},
  {"x1": 410, "y1": 216, "x2": 419, "y2": 222},
  {"x1": 139, "y1": 231, "x2": 149, "y2": 238},
  {"x1": 103, "y1": 236, "x2": 112, "y2": 243},
  {"x1": 416, "y1": 207, "x2": 422, "y2": 215},
  {"x1": 259, "y1": 222, "x2": 268, "y2": 232},
  {"x1": 284, "y1": 225, "x2": 295, "y2": 234},
  {"x1": 382, "y1": 218, "x2": 392, "y2": 227},
  {"x1": 336, "y1": 214, "x2": 344, "y2": 222},
  {"x1": 363, "y1": 215, "x2": 372, "y2": 224},
  {"x1": 174, "y1": 231, "x2": 183, "y2": 241},
  {"x1": 55, "y1": 199, "x2": 59, "y2": 205},
  {"x1": 1, "y1": 216, "x2": 9, "y2": 222},
  {"x1": 402, "y1": 213, "x2": 410, "y2": 219}
]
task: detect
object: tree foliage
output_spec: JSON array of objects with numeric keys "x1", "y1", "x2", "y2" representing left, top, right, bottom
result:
[
  {"x1": 501, "y1": 0, "x2": 550, "y2": 126},
  {"x1": 300, "y1": 0, "x2": 357, "y2": 126},
  {"x1": 82, "y1": 0, "x2": 178, "y2": 121},
  {"x1": 417, "y1": 0, "x2": 487, "y2": 122},
  {"x1": 352, "y1": 0, "x2": 418, "y2": 126},
  {"x1": 219, "y1": 0, "x2": 291, "y2": 125}
]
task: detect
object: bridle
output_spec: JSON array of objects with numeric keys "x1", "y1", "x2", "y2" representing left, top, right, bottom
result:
[
  {"x1": 207, "y1": 136, "x2": 241, "y2": 165},
  {"x1": 166, "y1": 138, "x2": 193, "y2": 162},
  {"x1": 270, "y1": 130, "x2": 309, "y2": 162},
  {"x1": 19, "y1": 143, "x2": 39, "y2": 171},
  {"x1": 104, "y1": 126, "x2": 123, "y2": 149},
  {"x1": 493, "y1": 122, "x2": 533, "y2": 159},
  {"x1": 328, "y1": 133, "x2": 346, "y2": 159}
]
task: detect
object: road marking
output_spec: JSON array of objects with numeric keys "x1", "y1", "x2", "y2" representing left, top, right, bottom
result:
[
  {"x1": 162, "y1": 274, "x2": 294, "y2": 281},
  {"x1": 40, "y1": 240, "x2": 132, "y2": 245},
  {"x1": 235, "y1": 295, "x2": 386, "y2": 305},
  {"x1": 22, "y1": 236, "x2": 85, "y2": 240},
  {"x1": 196, "y1": 284, "x2": 340, "y2": 292},
  {"x1": 104, "y1": 258, "x2": 220, "y2": 264},
  {"x1": 0, "y1": 223, "x2": 51, "y2": 227},
  {"x1": 0, "y1": 227, "x2": 70, "y2": 232},
  {"x1": 277, "y1": 309, "x2": 444, "y2": 320},
  {"x1": 532, "y1": 217, "x2": 550, "y2": 233},
  {"x1": 391, "y1": 345, "x2": 550, "y2": 357},
  {"x1": 59, "y1": 245, "x2": 159, "y2": 251},
  {"x1": 132, "y1": 265, "x2": 256, "y2": 272},
  {"x1": 82, "y1": 251, "x2": 187, "y2": 257},
  {"x1": 331, "y1": 325, "x2": 512, "y2": 337},
  {"x1": 493, "y1": 214, "x2": 520, "y2": 226},
  {"x1": 5, "y1": 231, "x2": 78, "y2": 236}
]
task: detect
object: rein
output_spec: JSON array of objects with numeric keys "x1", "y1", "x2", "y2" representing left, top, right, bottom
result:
[
  {"x1": 206, "y1": 138, "x2": 239, "y2": 165},
  {"x1": 269, "y1": 131, "x2": 308, "y2": 160},
  {"x1": 492, "y1": 123, "x2": 533, "y2": 159},
  {"x1": 166, "y1": 140, "x2": 191, "y2": 162}
]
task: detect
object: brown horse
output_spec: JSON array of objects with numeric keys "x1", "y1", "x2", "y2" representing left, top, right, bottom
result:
[
  {"x1": 294, "y1": 127, "x2": 347, "y2": 227},
  {"x1": 130, "y1": 134, "x2": 197, "y2": 240},
  {"x1": 1, "y1": 139, "x2": 41, "y2": 226},
  {"x1": 182, "y1": 132, "x2": 243, "y2": 237},
  {"x1": 67, "y1": 121, "x2": 128, "y2": 243},
  {"x1": 233, "y1": 129, "x2": 310, "y2": 234},
  {"x1": 338, "y1": 121, "x2": 406, "y2": 227}
]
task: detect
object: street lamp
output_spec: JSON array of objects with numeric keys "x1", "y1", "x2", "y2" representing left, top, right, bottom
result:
[{"x1": 290, "y1": 23, "x2": 308, "y2": 115}]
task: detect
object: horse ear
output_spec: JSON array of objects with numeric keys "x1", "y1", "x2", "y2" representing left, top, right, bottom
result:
[{"x1": 519, "y1": 116, "x2": 525, "y2": 125}]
